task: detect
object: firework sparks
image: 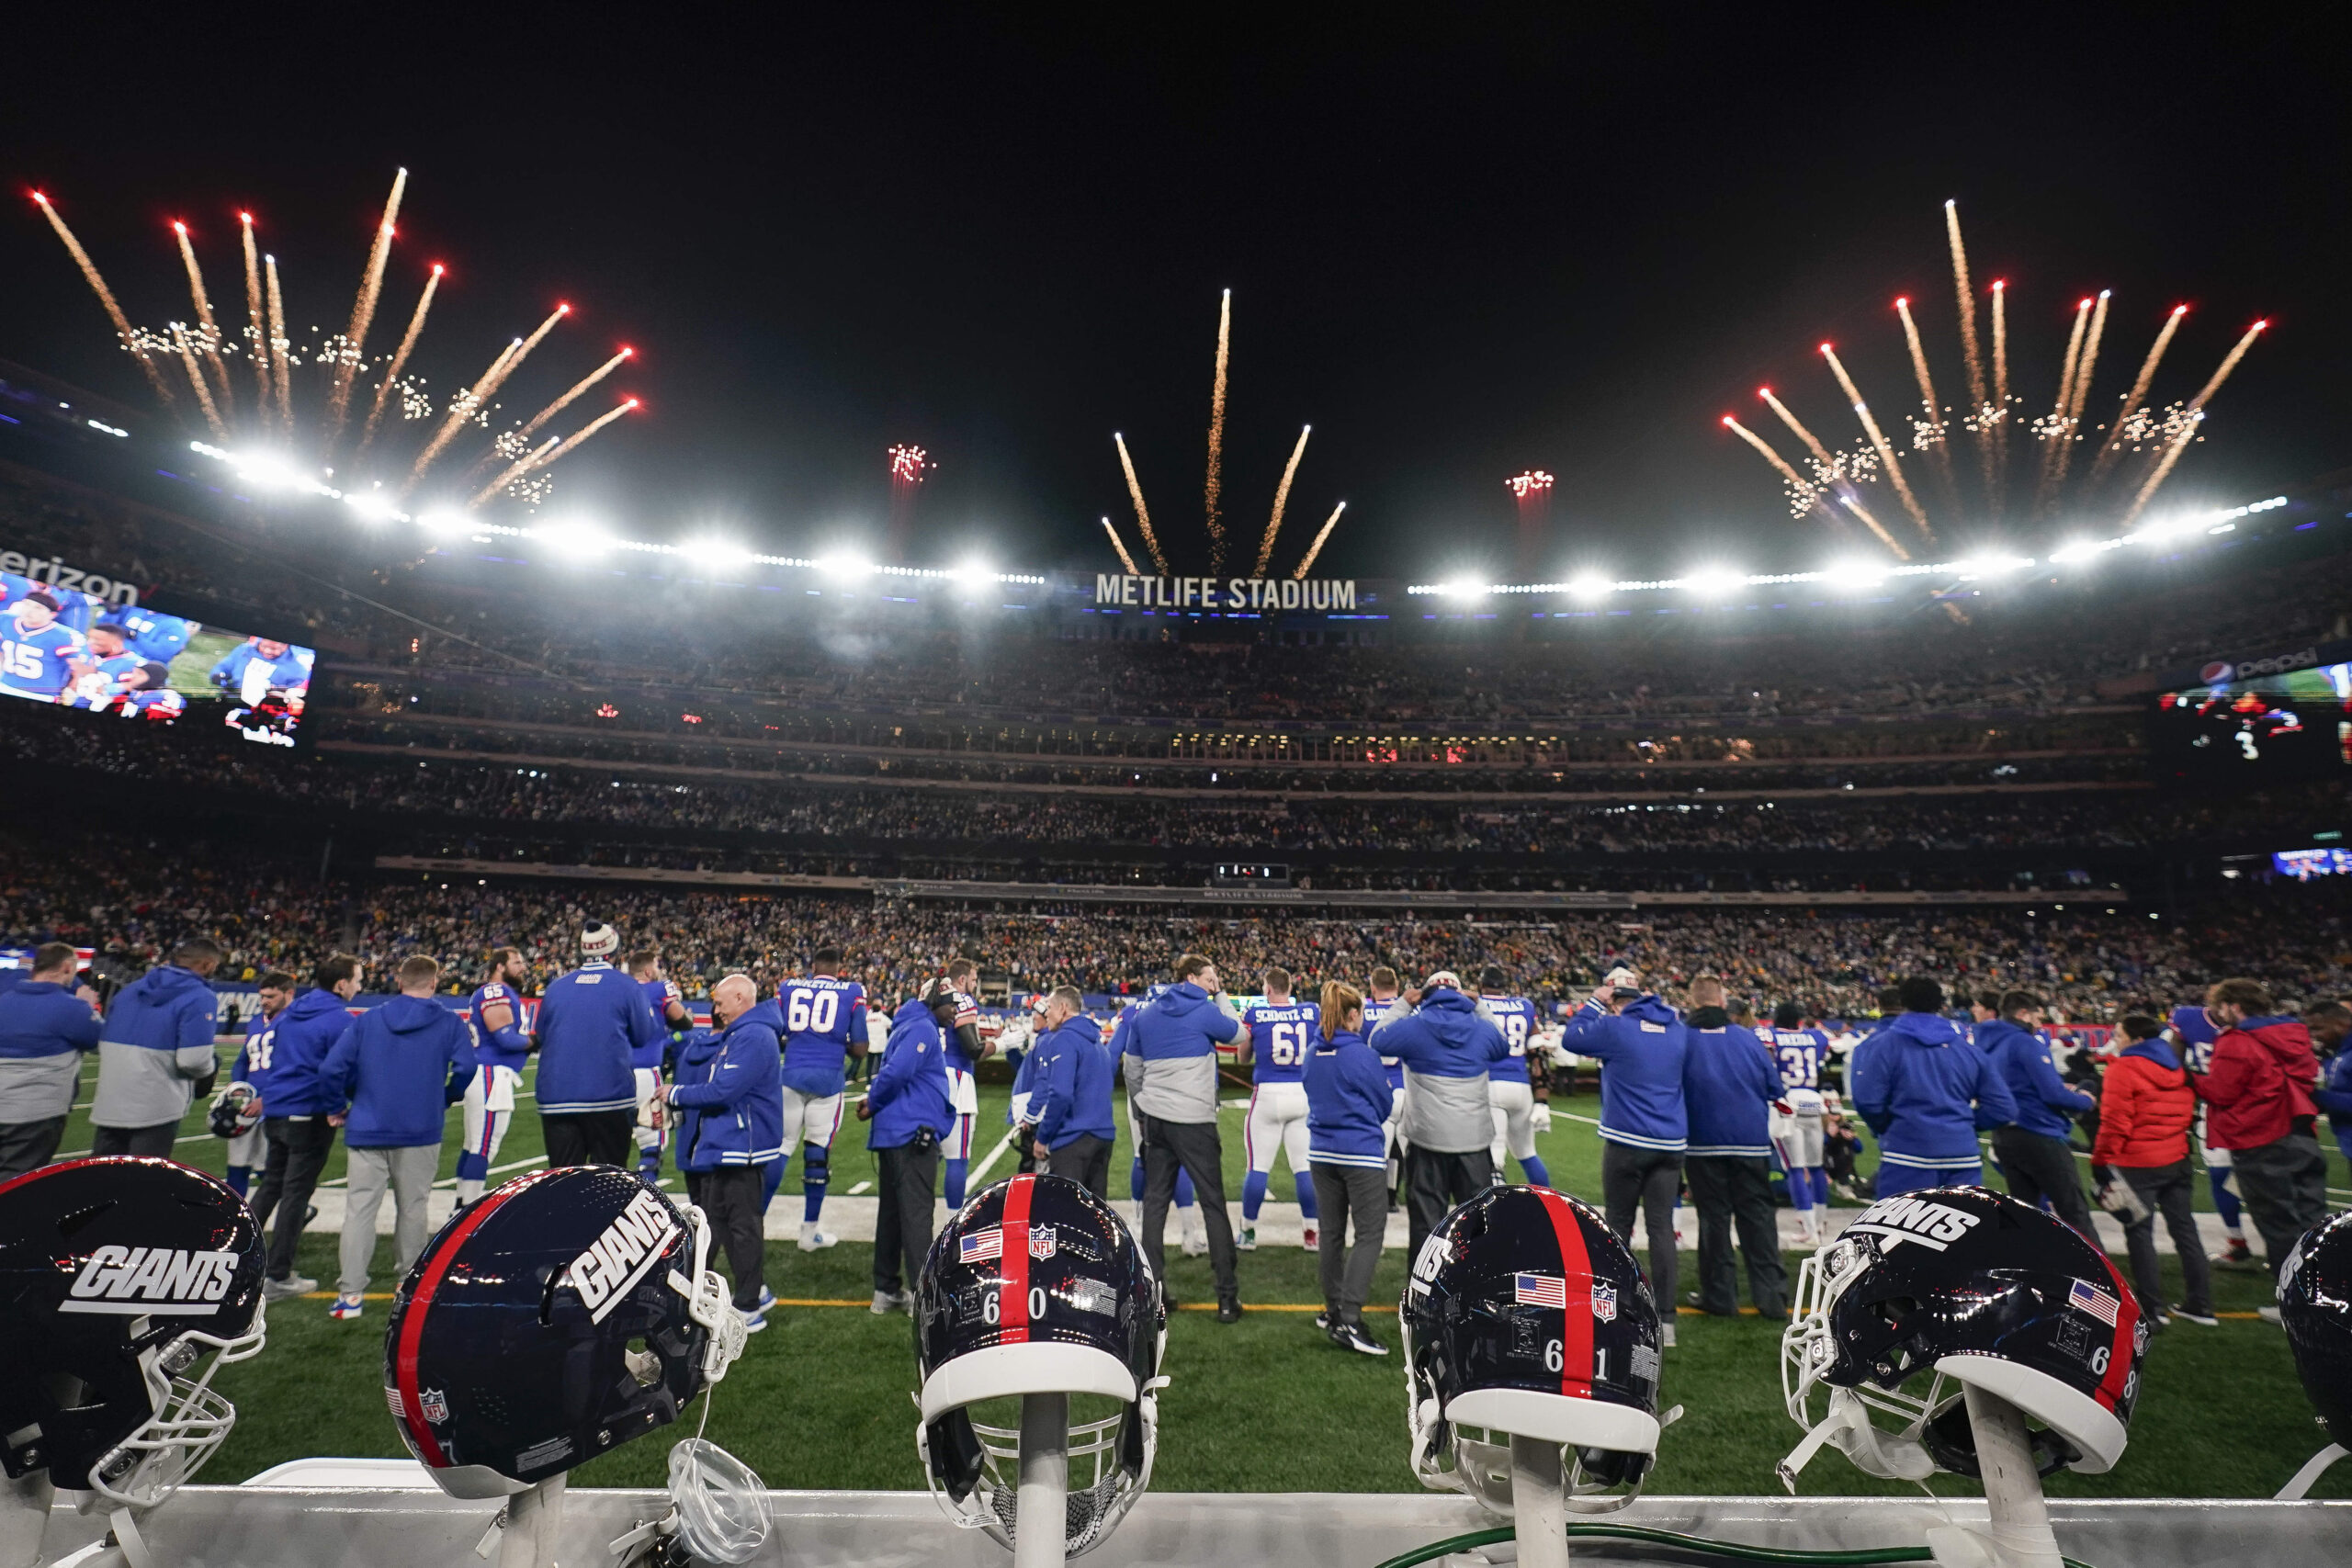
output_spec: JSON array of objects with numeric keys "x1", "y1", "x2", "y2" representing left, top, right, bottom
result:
[
  {"x1": 239, "y1": 214, "x2": 270, "y2": 412},
  {"x1": 1945, "y1": 202, "x2": 1989, "y2": 451},
  {"x1": 469, "y1": 399, "x2": 637, "y2": 507},
  {"x1": 1101, "y1": 515, "x2": 1142, "y2": 575},
  {"x1": 2033, "y1": 297, "x2": 2093, "y2": 510},
  {"x1": 405, "y1": 306, "x2": 565, "y2": 491},
  {"x1": 327, "y1": 167, "x2": 407, "y2": 438},
  {"x1": 172, "y1": 220, "x2": 235, "y2": 415},
  {"x1": 467, "y1": 436, "x2": 559, "y2": 509},
  {"x1": 2121, "y1": 320, "x2": 2267, "y2": 525},
  {"x1": 1255, "y1": 424, "x2": 1312, "y2": 577},
  {"x1": 1823, "y1": 344, "x2": 1934, "y2": 542},
  {"x1": 1114, "y1": 432, "x2": 1169, "y2": 575},
  {"x1": 1204, "y1": 288, "x2": 1231, "y2": 575},
  {"x1": 1294, "y1": 500, "x2": 1347, "y2": 579},
  {"x1": 889, "y1": 445, "x2": 933, "y2": 484},
  {"x1": 168, "y1": 322, "x2": 229, "y2": 437},
  {"x1": 2050, "y1": 289, "x2": 2109, "y2": 493},
  {"x1": 2089, "y1": 305, "x2": 2187, "y2": 483},
  {"x1": 494, "y1": 346, "x2": 632, "y2": 455},
  {"x1": 263, "y1": 252, "x2": 292, "y2": 434},
  {"x1": 1725, "y1": 416, "x2": 1909, "y2": 558},
  {"x1": 31, "y1": 193, "x2": 177, "y2": 409},
  {"x1": 359, "y1": 264, "x2": 444, "y2": 454},
  {"x1": 1894, "y1": 297, "x2": 1951, "y2": 466}
]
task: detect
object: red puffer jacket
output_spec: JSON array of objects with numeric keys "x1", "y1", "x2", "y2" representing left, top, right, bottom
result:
[
  {"x1": 2093, "y1": 1041, "x2": 2193, "y2": 1168},
  {"x1": 2195, "y1": 1015, "x2": 2320, "y2": 1150}
]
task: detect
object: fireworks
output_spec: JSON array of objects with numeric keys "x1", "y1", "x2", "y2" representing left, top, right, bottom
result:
[
  {"x1": 31, "y1": 172, "x2": 634, "y2": 513},
  {"x1": 1506, "y1": 470, "x2": 1555, "y2": 499},
  {"x1": 1294, "y1": 501, "x2": 1347, "y2": 579},
  {"x1": 1204, "y1": 288, "x2": 1231, "y2": 576},
  {"x1": 1100, "y1": 515, "x2": 1142, "y2": 575},
  {"x1": 1727, "y1": 202, "x2": 2266, "y2": 552},
  {"x1": 1114, "y1": 432, "x2": 1169, "y2": 574},
  {"x1": 888, "y1": 445, "x2": 933, "y2": 485},
  {"x1": 1255, "y1": 425, "x2": 1312, "y2": 576}
]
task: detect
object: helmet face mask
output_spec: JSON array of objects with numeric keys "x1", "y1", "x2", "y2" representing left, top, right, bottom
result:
[
  {"x1": 1778, "y1": 1188, "x2": 2145, "y2": 1490},
  {"x1": 0, "y1": 1158, "x2": 267, "y2": 1511},
  {"x1": 1399, "y1": 1188, "x2": 1664, "y2": 1518},
  {"x1": 914, "y1": 1175, "x2": 1167, "y2": 1559}
]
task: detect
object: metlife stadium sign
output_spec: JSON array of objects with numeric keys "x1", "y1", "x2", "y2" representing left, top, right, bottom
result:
[{"x1": 1092, "y1": 574, "x2": 1359, "y2": 611}]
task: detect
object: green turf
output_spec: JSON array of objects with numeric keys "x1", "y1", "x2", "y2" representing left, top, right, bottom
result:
[{"x1": 62, "y1": 1055, "x2": 2351, "y2": 1497}]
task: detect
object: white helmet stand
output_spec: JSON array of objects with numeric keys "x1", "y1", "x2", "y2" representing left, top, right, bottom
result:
[
  {"x1": 1012, "y1": 1393, "x2": 1069, "y2": 1568},
  {"x1": 1506, "y1": 1435, "x2": 1573, "y2": 1568},
  {"x1": 480, "y1": 1475, "x2": 567, "y2": 1568},
  {"x1": 1923, "y1": 1385, "x2": 2064, "y2": 1568},
  {"x1": 2, "y1": 1472, "x2": 52, "y2": 1568}
]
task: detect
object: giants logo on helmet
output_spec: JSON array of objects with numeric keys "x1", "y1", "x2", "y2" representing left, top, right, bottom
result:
[
  {"x1": 568, "y1": 1189, "x2": 681, "y2": 1324},
  {"x1": 64, "y1": 1245, "x2": 240, "y2": 1315},
  {"x1": 1847, "y1": 1196, "x2": 1982, "y2": 1253}
]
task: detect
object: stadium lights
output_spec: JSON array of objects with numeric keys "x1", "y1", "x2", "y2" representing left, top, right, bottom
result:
[
  {"x1": 1442, "y1": 579, "x2": 1490, "y2": 600},
  {"x1": 818, "y1": 553, "x2": 876, "y2": 581},
  {"x1": 1684, "y1": 568, "x2": 1745, "y2": 597},
  {"x1": 1567, "y1": 575, "x2": 1611, "y2": 599},
  {"x1": 534, "y1": 519, "x2": 615, "y2": 558},
  {"x1": 1825, "y1": 560, "x2": 1885, "y2": 589},
  {"x1": 685, "y1": 538, "x2": 752, "y2": 571},
  {"x1": 344, "y1": 490, "x2": 397, "y2": 524},
  {"x1": 418, "y1": 511, "x2": 471, "y2": 536}
]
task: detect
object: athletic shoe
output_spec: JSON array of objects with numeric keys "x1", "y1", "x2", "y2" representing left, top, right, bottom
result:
[
  {"x1": 1215, "y1": 1292, "x2": 1242, "y2": 1324},
  {"x1": 1182, "y1": 1226, "x2": 1210, "y2": 1258},
  {"x1": 1329, "y1": 1319, "x2": 1388, "y2": 1356},
  {"x1": 798, "y1": 1223, "x2": 839, "y2": 1252},
  {"x1": 741, "y1": 1308, "x2": 770, "y2": 1335},
  {"x1": 1312, "y1": 1311, "x2": 1331, "y2": 1332},
  {"x1": 1238, "y1": 1224, "x2": 1259, "y2": 1252},
  {"x1": 2171, "y1": 1309, "x2": 2220, "y2": 1327},
  {"x1": 304, "y1": 1204, "x2": 318, "y2": 1225},
  {"x1": 747, "y1": 1286, "x2": 778, "y2": 1321},
  {"x1": 2214, "y1": 1238, "x2": 2259, "y2": 1270},
  {"x1": 870, "y1": 1291, "x2": 909, "y2": 1315},
  {"x1": 635, "y1": 1161, "x2": 662, "y2": 1185},
  {"x1": 262, "y1": 1273, "x2": 316, "y2": 1303},
  {"x1": 1301, "y1": 1224, "x2": 1319, "y2": 1251},
  {"x1": 2257, "y1": 1305, "x2": 2284, "y2": 1325},
  {"x1": 1659, "y1": 1322, "x2": 1677, "y2": 1348},
  {"x1": 329, "y1": 1294, "x2": 364, "y2": 1320}
]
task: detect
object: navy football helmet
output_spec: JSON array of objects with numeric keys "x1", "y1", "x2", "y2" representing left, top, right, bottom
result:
[
  {"x1": 208, "y1": 1082, "x2": 262, "y2": 1140},
  {"x1": 1400, "y1": 1186, "x2": 1665, "y2": 1516},
  {"x1": 2277, "y1": 1212, "x2": 2352, "y2": 1496},
  {"x1": 1781, "y1": 1187, "x2": 2145, "y2": 1488},
  {"x1": 916, "y1": 1174, "x2": 1166, "y2": 1558},
  {"x1": 0, "y1": 1157, "x2": 266, "y2": 1508},
  {"x1": 383, "y1": 1167, "x2": 746, "y2": 1499}
]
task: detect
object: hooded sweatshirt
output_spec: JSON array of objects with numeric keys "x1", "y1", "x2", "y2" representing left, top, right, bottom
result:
[
  {"x1": 1849, "y1": 1010, "x2": 2018, "y2": 1172},
  {"x1": 670, "y1": 998, "x2": 786, "y2": 1169},
  {"x1": 533, "y1": 960, "x2": 667, "y2": 1116},
  {"x1": 1373, "y1": 987, "x2": 1511, "y2": 1153},
  {"x1": 0, "y1": 979, "x2": 101, "y2": 1123},
  {"x1": 1978, "y1": 1017, "x2": 2095, "y2": 1141},
  {"x1": 1306, "y1": 1029, "x2": 1393, "y2": 1168},
  {"x1": 1030, "y1": 1014, "x2": 1117, "y2": 1149},
  {"x1": 1560, "y1": 994, "x2": 1688, "y2": 1153},
  {"x1": 1681, "y1": 1007, "x2": 1780, "y2": 1158},
  {"x1": 1121, "y1": 981, "x2": 1244, "y2": 1125},
  {"x1": 2092, "y1": 1038, "x2": 2193, "y2": 1168},
  {"x1": 2195, "y1": 1014, "x2": 2320, "y2": 1150},
  {"x1": 2314, "y1": 1047, "x2": 2352, "y2": 1164},
  {"x1": 92, "y1": 964, "x2": 220, "y2": 1130},
  {"x1": 868, "y1": 1007, "x2": 955, "y2": 1149},
  {"x1": 320, "y1": 994, "x2": 477, "y2": 1148},
  {"x1": 260, "y1": 987, "x2": 358, "y2": 1117}
]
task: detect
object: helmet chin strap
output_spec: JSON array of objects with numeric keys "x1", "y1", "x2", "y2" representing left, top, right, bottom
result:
[{"x1": 1777, "y1": 1388, "x2": 1936, "y2": 1491}]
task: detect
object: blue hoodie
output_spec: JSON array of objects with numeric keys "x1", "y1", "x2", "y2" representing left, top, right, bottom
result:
[
  {"x1": 1978, "y1": 1017, "x2": 2094, "y2": 1141},
  {"x1": 0, "y1": 979, "x2": 101, "y2": 1126},
  {"x1": 1306, "y1": 1029, "x2": 1393, "y2": 1169},
  {"x1": 669, "y1": 999, "x2": 786, "y2": 1169},
  {"x1": 1561, "y1": 995, "x2": 1689, "y2": 1153},
  {"x1": 868, "y1": 1007, "x2": 955, "y2": 1150},
  {"x1": 2314, "y1": 1046, "x2": 2352, "y2": 1164},
  {"x1": 1123, "y1": 981, "x2": 1243, "y2": 1125},
  {"x1": 1030, "y1": 1016, "x2": 1116, "y2": 1150},
  {"x1": 92, "y1": 964, "x2": 222, "y2": 1131},
  {"x1": 1681, "y1": 1010, "x2": 1780, "y2": 1158},
  {"x1": 321, "y1": 994, "x2": 477, "y2": 1148},
  {"x1": 1851, "y1": 1010, "x2": 2018, "y2": 1171},
  {"x1": 533, "y1": 961, "x2": 666, "y2": 1116},
  {"x1": 264, "y1": 988, "x2": 361, "y2": 1117},
  {"x1": 1372, "y1": 987, "x2": 1511, "y2": 1154}
]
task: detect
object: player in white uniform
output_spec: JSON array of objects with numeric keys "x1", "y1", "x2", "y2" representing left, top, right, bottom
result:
[
  {"x1": 938, "y1": 957, "x2": 993, "y2": 1209},
  {"x1": 1238, "y1": 968, "x2": 1320, "y2": 1251},
  {"x1": 459, "y1": 948, "x2": 534, "y2": 1206},
  {"x1": 1473, "y1": 966, "x2": 1553, "y2": 1187},
  {"x1": 1766, "y1": 1002, "x2": 1830, "y2": 1244}
]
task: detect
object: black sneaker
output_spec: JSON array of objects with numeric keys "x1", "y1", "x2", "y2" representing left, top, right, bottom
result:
[
  {"x1": 1329, "y1": 1319, "x2": 1388, "y2": 1356},
  {"x1": 1216, "y1": 1292, "x2": 1242, "y2": 1324},
  {"x1": 1312, "y1": 1310, "x2": 1331, "y2": 1332}
]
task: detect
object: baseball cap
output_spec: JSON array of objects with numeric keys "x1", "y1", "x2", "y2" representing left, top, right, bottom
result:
[{"x1": 580, "y1": 921, "x2": 620, "y2": 957}]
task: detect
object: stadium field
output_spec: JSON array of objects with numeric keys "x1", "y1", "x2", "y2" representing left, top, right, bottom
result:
[{"x1": 54, "y1": 1055, "x2": 2350, "y2": 1500}]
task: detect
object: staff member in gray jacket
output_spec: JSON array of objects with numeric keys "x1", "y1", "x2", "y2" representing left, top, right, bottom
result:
[
  {"x1": 0, "y1": 942, "x2": 103, "y2": 1176},
  {"x1": 91, "y1": 937, "x2": 225, "y2": 1156}
]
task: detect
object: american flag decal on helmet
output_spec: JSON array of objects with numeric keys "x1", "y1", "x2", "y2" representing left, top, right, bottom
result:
[
  {"x1": 1514, "y1": 1272, "x2": 1566, "y2": 1308},
  {"x1": 961, "y1": 1226, "x2": 1002, "y2": 1264},
  {"x1": 2069, "y1": 1279, "x2": 2120, "y2": 1326}
]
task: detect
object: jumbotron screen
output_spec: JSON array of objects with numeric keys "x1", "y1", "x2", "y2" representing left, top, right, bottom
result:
[
  {"x1": 2150, "y1": 655, "x2": 2352, "y2": 784},
  {"x1": 0, "y1": 577, "x2": 313, "y2": 747}
]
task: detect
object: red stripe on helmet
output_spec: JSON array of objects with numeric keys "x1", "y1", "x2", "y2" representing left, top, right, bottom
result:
[
  {"x1": 393, "y1": 1172, "x2": 548, "y2": 1468},
  {"x1": 997, "y1": 1174, "x2": 1035, "y2": 1344},
  {"x1": 2091, "y1": 1249, "x2": 2140, "y2": 1413},
  {"x1": 1534, "y1": 1189, "x2": 1596, "y2": 1399}
]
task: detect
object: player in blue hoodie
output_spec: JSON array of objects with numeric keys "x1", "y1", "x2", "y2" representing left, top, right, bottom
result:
[
  {"x1": 319, "y1": 955, "x2": 476, "y2": 1319},
  {"x1": 252, "y1": 954, "x2": 365, "y2": 1298},
  {"x1": 1977, "y1": 988, "x2": 2097, "y2": 1235},
  {"x1": 1112, "y1": 984, "x2": 1202, "y2": 1248},
  {"x1": 862, "y1": 981, "x2": 960, "y2": 1314},
  {"x1": 1680, "y1": 976, "x2": 1788, "y2": 1320},
  {"x1": 669, "y1": 974, "x2": 785, "y2": 1333},
  {"x1": 1561, "y1": 971, "x2": 1690, "y2": 1342},
  {"x1": 90, "y1": 936, "x2": 222, "y2": 1156},
  {"x1": 0, "y1": 942, "x2": 101, "y2": 1179},
  {"x1": 1369, "y1": 970, "x2": 1510, "y2": 1259},
  {"x1": 1027, "y1": 986, "x2": 1118, "y2": 1198},
  {"x1": 1851, "y1": 976, "x2": 2018, "y2": 1197},
  {"x1": 533, "y1": 921, "x2": 667, "y2": 1168},
  {"x1": 1125, "y1": 955, "x2": 1249, "y2": 1318}
]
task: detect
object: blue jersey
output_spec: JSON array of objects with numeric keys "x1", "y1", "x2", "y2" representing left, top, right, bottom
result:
[
  {"x1": 0, "y1": 619, "x2": 84, "y2": 696},
  {"x1": 115, "y1": 608, "x2": 198, "y2": 665},
  {"x1": 779, "y1": 974, "x2": 868, "y2": 1097},
  {"x1": 1482, "y1": 995, "x2": 1541, "y2": 1081},
  {"x1": 235, "y1": 1007, "x2": 286, "y2": 1102},
  {"x1": 469, "y1": 980, "x2": 533, "y2": 1073},
  {"x1": 65, "y1": 653, "x2": 142, "y2": 709},
  {"x1": 119, "y1": 686, "x2": 185, "y2": 720},
  {"x1": 1364, "y1": 994, "x2": 1406, "y2": 1089},
  {"x1": 942, "y1": 987, "x2": 982, "y2": 1074},
  {"x1": 1773, "y1": 1027, "x2": 1827, "y2": 1090},
  {"x1": 638, "y1": 977, "x2": 684, "y2": 1070},
  {"x1": 1243, "y1": 1000, "x2": 1320, "y2": 1086},
  {"x1": 2169, "y1": 1005, "x2": 2220, "y2": 1073}
]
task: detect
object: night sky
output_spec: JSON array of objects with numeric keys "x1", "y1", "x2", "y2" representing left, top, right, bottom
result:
[{"x1": 4, "y1": 7, "x2": 2345, "y2": 582}]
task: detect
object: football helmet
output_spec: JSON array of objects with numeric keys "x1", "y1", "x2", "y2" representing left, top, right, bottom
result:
[
  {"x1": 915, "y1": 1174, "x2": 1167, "y2": 1558},
  {"x1": 1400, "y1": 1186, "x2": 1664, "y2": 1516},
  {"x1": 383, "y1": 1166, "x2": 746, "y2": 1500},
  {"x1": 1780, "y1": 1187, "x2": 2145, "y2": 1489},
  {"x1": 2276, "y1": 1211, "x2": 2352, "y2": 1496},
  {"x1": 0, "y1": 1157, "x2": 266, "y2": 1507},
  {"x1": 208, "y1": 1081, "x2": 262, "y2": 1140}
]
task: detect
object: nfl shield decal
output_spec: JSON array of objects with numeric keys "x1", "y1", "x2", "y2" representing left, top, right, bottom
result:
[
  {"x1": 420, "y1": 1387, "x2": 450, "y2": 1424},
  {"x1": 1030, "y1": 1224, "x2": 1058, "y2": 1260},
  {"x1": 1591, "y1": 1280, "x2": 1618, "y2": 1323}
]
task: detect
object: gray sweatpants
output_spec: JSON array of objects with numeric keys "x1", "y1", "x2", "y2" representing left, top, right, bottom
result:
[
  {"x1": 339, "y1": 1144, "x2": 439, "y2": 1296},
  {"x1": 1312, "y1": 1162, "x2": 1390, "y2": 1323}
]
